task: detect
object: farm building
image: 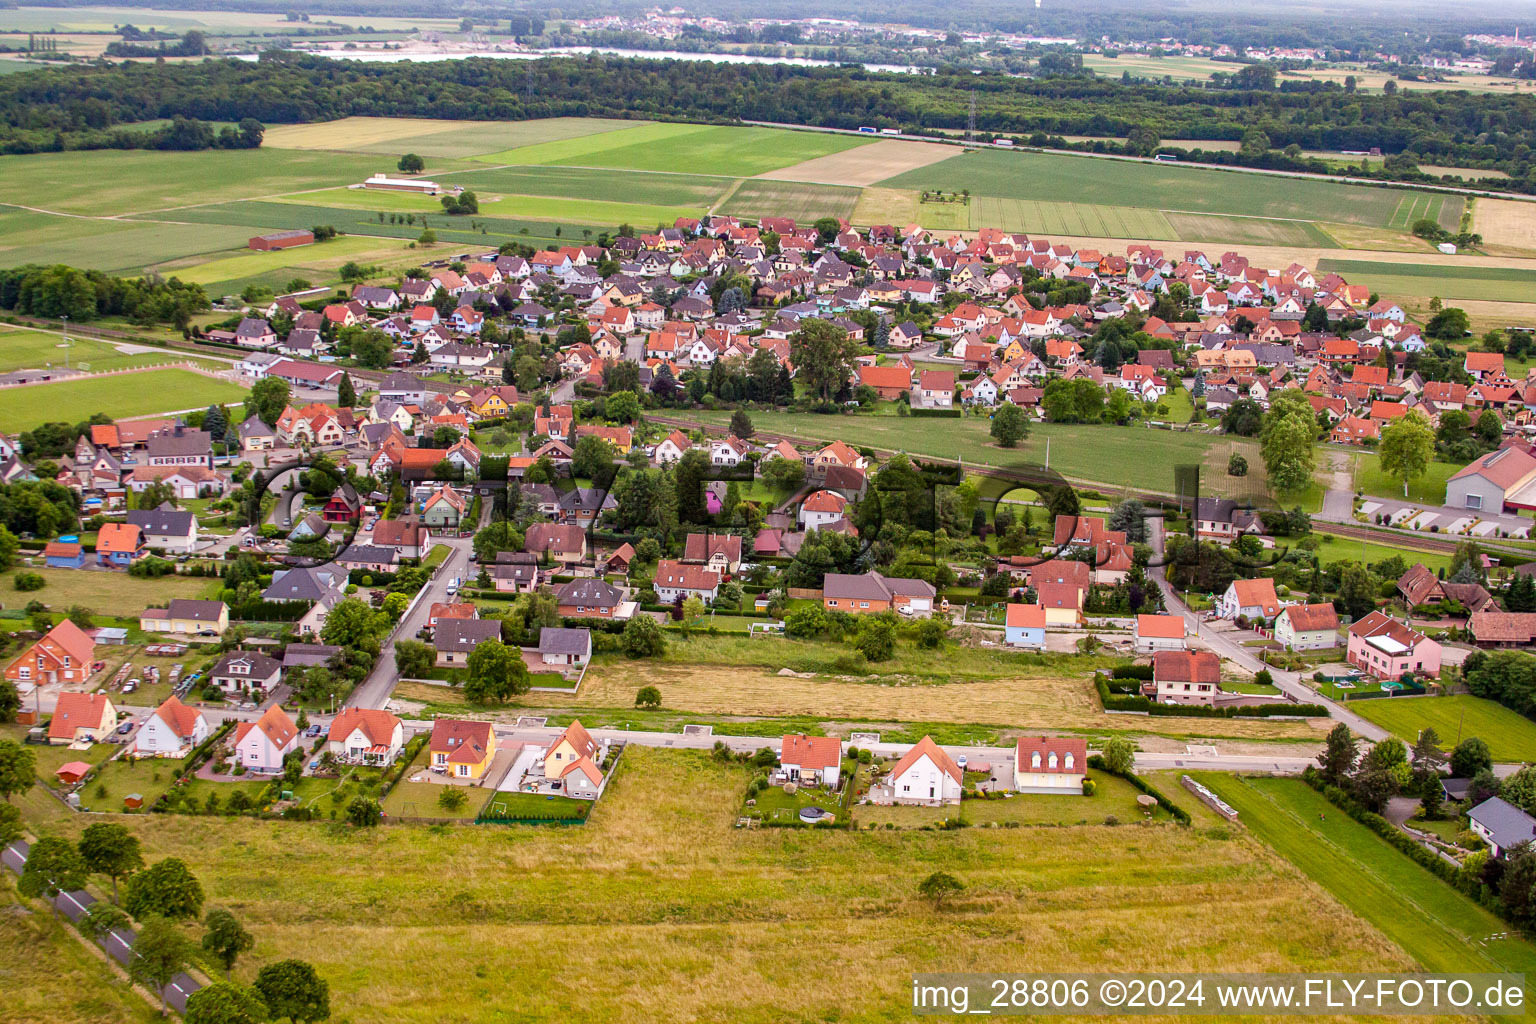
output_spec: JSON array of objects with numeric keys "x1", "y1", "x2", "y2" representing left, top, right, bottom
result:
[
  {"x1": 361, "y1": 173, "x2": 459, "y2": 195},
  {"x1": 249, "y1": 230, "x2": 315, "y2": 251}
]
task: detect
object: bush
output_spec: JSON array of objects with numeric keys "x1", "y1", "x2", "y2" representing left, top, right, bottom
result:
[
  {"x1": 12, "y1": 572, "x2": 44, "y2": 591},
  {"x1": 1082, "y1": 779, "x2": 1097, "y2": 796}
]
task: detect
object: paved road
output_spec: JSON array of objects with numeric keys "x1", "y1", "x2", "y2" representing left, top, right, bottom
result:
[
  {"x1": 2, "y1": 839, "x2": 202, "y2": 1013},
  {"x1": 1146, "y1": 517, "x2": 1390, "y2": 742},
  {"x1": 348, "y1": 533, "x2": 474, "y2": 710}
]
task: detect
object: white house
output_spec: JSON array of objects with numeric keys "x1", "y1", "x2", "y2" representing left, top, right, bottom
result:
[
  {"x1": 326, "y1": 708, "x2": 404, "y2": 766},
  {"x1": 1013, "y1": 736, "x2": 1087, "y2": 794},
  {"x1": 1133, "y1": 614, "x2": 1187, "y2": 653},
  {"x1": 1274, "y1": 603, "x2": 1340, "y2": 650},
  {"x1": 881, "y1": 736, "x2": 962, "y2": 806},
  {"x1": 798, "y1": 490, "x2": 848, "y2": 531},
  {"x1": 1468, "y1": 796, "x2": 1536, "y2": 858},
  {"x1": 779, "y1": 734, "x2": 842, "y2": 789},
  {"x1": 1216, "y1": 577, "x2": 1282, "y2": 621},
  {"x1": 232, "y1": 705, "x2": 300, "y2": 773},
  {"x1": 134, "y1": 696, "x2": 208, "y2": 757}
]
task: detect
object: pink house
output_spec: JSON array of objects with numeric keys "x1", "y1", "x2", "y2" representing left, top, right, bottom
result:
[{"x1": 1346, "y1": 611, "x2": 1442, "y2": 681}]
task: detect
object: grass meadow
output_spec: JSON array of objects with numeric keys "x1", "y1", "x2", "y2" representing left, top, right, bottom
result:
[
  {"x1": 0, "y1": 369, "x2": 247, "y2": 431},
  {"x1": 0, "y1": 204, "x2": 254, "y2": 273},
  {"x1": 1349, "y1": 695, "x2": 1536, "y2": 762},
  {"x1": 968, "y1": 197, "x2": 1178, "y2": 239},
  {"x1": 0, "y1": 326, "x2": 215, "y2": 374},
  {"x1": 10, "y1": 747, "x2": 1436, "y2": 1024},
  {"x1": 1350, "y1": 450, "x2": 1459, "y2": 504},
  {"x1": 1310, "y1": 529, "x2": 1453, "y2": 573},
  {"x1": 1203, "y1": 773, "x2": 1536, "y2": 977},
  {"x1": 879, "y1": 148, "x2": 1463, "y2": 229}
]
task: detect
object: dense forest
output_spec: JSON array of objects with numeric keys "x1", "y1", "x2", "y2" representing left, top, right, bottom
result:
[
  {"x1": 12, "y1": 0, "x2": 1536, "y2": 53},
  {"x1": 2, "y1": 53, "x2": 1535, "y2": 190}
]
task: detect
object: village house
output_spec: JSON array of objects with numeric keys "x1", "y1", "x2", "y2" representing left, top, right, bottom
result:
[
  {"x1": 48, "y1": 691, "x2": 117, "y2": 745},
  {"x1": 134, "y1": 695, "x2": 208, "y2": 757},
  {"x1": 232, "y1": 705, "x2": 300, "y2": 773},
  {"x1": 139, "y1": 599, "x2": 229, "y2": 637},
  {"x1": 821, "y1": 572, "x2": 935, "y2": 616},
  {"x1": 537, "y1": 627, "x2": 592, "y2": 668},
  {"x1": 1149, "y1": 650, "x2": 1222, "y2": 706},
  {"x1": 430, "y1": 718, "x2": 497, "y2": 780},
  {"x1": 1004, "y1": 603, "x2": 1047, "y2": 649},
  {"x1": 1468, "y1": 797, "x2": 1536, "y2": 858},
  {"x1": 1014, "y1": 736, "x2": 1087, "y2": 794},
  {"x1": 1133, "y1": 614, "x2": 1187, "y2": 653},
  {"x1": 1216, "y1": 578, "x2": 1282, "y2": 622},
  {"x1": 877, "y1": 736, "x2": 963, "y2": 807},
  {"x1": 652, "y1": 559, "x2": 722, "y2": 605},
  {"x1": 5, "y1": 619, "x2": 95, "y2": 688},
  {"x1": 434, "y1": 619, "x2": 504, "y2": 667},
  {"x1": 555, "y1": 578, "x2": 625, "y2": 619},
  {"x1": 1347, "y1": 611, "x2": 1442, "y2": 680},
  {"x1": 209, "y1": 650, "x2": 283, "y2": 695},
  {"x1": 327, "y1": 708, "x2": 405, "y2": 765},
  {"x1": 779, "y1": 734, "x2": 842, "y2": 788},
  {"x1": 1275, "y1": 603, "x2": 1340, "y2": 650}
]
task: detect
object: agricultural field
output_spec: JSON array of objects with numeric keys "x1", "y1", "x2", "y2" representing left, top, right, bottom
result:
[
  {"x1": 0, "y1": 204, "x2": 255, "y2": 273},
  {"x1": 1473, "y1": 197, "x2": 1536, "y2": 255},
  {"x1": 11, "y1": 746, "x2": 1443, "y2": 1024},
  {"x1": 1310, "y1": 530, "x2": 1453, "y2": 573},
  {"x1": 756, "y1": 137, "x2": 954, "y2": 186},
  {"x1": 435, "y1": 164, "x2": 731, "y2": 207},
  {"x1": 968, "y1": 197, "x2": 1178, "y2": 239},
  {"x1": 482, "y1": 121, "x2": 871, "y2": 177},
  {"x1": 1385, "y1": 192, "x2": 1455, "y2": 231},
  {"x1": 718, "y1": 180, "x2": 860, "y2": 222},
  {"x1": 1080, "y1": 53, "x2": 1239, "y2": 82},
  {"x1": 1203, "y1": 774, "x2": 1536, "y2": 976},
  {"x1": 1162, "y1": 212, "x2": 1337, "y2": 247},
  {"x1": 854, "y1": 769, "x2": 1163, "y2": 827},
  {"x1": 1350, "y1": 695, "x2": 1536, "y2": 762},
  {"x1": 0, "y1": 148, "x2": 384, "y2": 217},
  {"x1": 263, "y1": 115, "x2": 642, "y2": 159},
  {"x1": 152, "y1": 234, "x2": 412, "y2": 288},
  {"x1": 0, "y1": 5, "x2": 462, "y2": 33},
  {"x1": 879, "y1": 148, "x2": 1463, "y2": 230},
  {"x1": 0, "y1": 368, "x2": 247, "y2": 431},
  {"x1": 851, "y1": 186, "x2": 970, "y2": 231},
  {"x1": 1316, "y1": 257, "x2": 1536, "y2": 304}
]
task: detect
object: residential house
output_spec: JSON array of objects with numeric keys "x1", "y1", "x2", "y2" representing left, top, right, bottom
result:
[
  {"x1": 139, "y1": 599, "x2": 229, "y2": 636},
  {"x1": 1446, "y1": 447, "x2": 1536, "y2": 513},
  {"x1": 880, "y1": 736, "x2": 962, "y2": 806},
  {"x1": 1468, "y1": 797, "x2": 1536, "y2": 858},
  {"x1": 1134, "y1": 614, "x2": 1187, "y2": 652},
  {"x1": 1003, "y1": 603, "x2": 1047, "y2": 649},
  {"x1": 4, "y1": 619, "x2": 95, "y2": 688},
  {"x1": 232, "y1": 705, "x2": 300, "y2": 773},
  {"x1": 537, "y1": 628, "x2": 592, "y2": 667},
  {"x1": 134, "y1": 695, "x2": 208, "y2": 757},
  {"x1": 779, "y1": 734, "x2": 842, "y2": 788},
  {"x1": 372, "y1": 518, "x2": 433, "y2": 560},
  {"x1": 555, "y1": 579, "x2": 625, "y2": 618},
  {"x1": 43, "y1": 541, "x2": 85, "y2": 569},
  {"x1": 327, "y1": 708, "x2": 405, "y2": 765},
  {"x1": 1469, "y1": 611, "x2": 1536, "y2": 649},
  {"x1": 1275, "y1": 603, "x2": 1340, "y2": 650},
  {"x1": 430, "y1": 718, "x2": 497, "y2": 780},
  {"x1": 525, "y1": 522, "x2": 587, "y2": 564},
  {"x1": 653, "y1": 560, "x2": 722, "y2": 604},
  {"x1": 822, "y1": 572, "x2": 935, "y2": 616},
  {"x1": 682, "y1": 533, "x2": 743, "y2": 574},
  {"x1": 96, "y1": 523, "x2": 146, "y2": 568},
  {"x1": 1013, "y1": 736, "x2": 1087, "y2": 794},
  {"x1": 1216, "y1": 578, "x2": 1282, "y2": 621},
  {"x1": 126, "y1": 507, "x2": 198, "y2": 553},
  {"x1": 48, "y1": 692, "x2": 117, "y2": 744},
  {"x1": 799, "y1": 490, "x2": 849, "y2": 532},
  {"x1": 1347, "y1": 611, "x2": 1442, "y2": 680},
  {"x1": 420, "y1": 487, "x2": 468, "y2": 529},
  {"x1": 1150, "y1": 650, "x2": 1222, "y2": 706},
  {"x1": 434, "y1": 619, "x2": 504, "y2": 667},
  {"x1": 209, "y1": 650, "x2": 282, "y2": 695},
  {"x1": 1195, "y1": 498, "x2": 1266, "y2": 544}
]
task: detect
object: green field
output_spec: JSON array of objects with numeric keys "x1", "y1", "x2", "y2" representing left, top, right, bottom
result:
[
  {"x1": 1311, "y1": 529, "x2": 1453, "y2": 573},
  {"x1": 156, "y1": 234, "x2": 409, "y2": 287},
  {"x1": 1386, "y1": 192, "x2": 1453, "y2": 231},
  {"x1": 1204, "y1": 774, "x2": 1536, "y2": 977},
  {"x1": 9, "y1": 746, "x2": 1444, "y2": 1024},
  {"x1": 0, "y1": 148, "x2": 387, "y2": 217},
  {"x1": 1351, "y1": 695, "x2": 1536, "y2": 762},
  {"x1": 484, "y1": 121, "x2": 871, "y2": 176},
  {"x1": 0, "y1": 368, "x2": 248, "y2": 431},
  {"x1": 880, "y1": 149, "x2": 1464, "y2": 229},
  {"x1": 264, "y1": 115, "x2": 644, "y2": 159},
  {"x1": 718, "y1": 180, "x2": 861, "y2": 222},
  {"x1": 0, "y1": 204, "x2": 254, "y2": 272},
  {"x1": 685, "y1": 409, "x2": 1269, "y2": 496},
  {"x1": 434, "y1": 164, "x2": 731, "y2": 207},
  {"x1": 1163, "y1": 212, "x2": 1338, "y2": 247},
  {"x1": 1318, "y1": 258, "x2": 1536, "y2": 303},
  {"x1": 1351, "y1": 450, "x2": 1458, "y2": 504},
  {"x1": 0, "y1": 325, "x2": 212, "y2": 374}
]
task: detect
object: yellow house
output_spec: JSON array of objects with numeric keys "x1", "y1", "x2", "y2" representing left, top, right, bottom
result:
[
  {"x1": 430, "y1": 719, "x2": 497, "y2": 780},
  {"x1": 1001, "y1": 338, "x2": 1027, "y2": 363},
  {"x1": 139, "y1": 599, "x2": 229, "y2": 637},
  {"x1": 472, "y1": 393, "x2": 509, "y2": 418},
  {"x1": 545, "y1": 720, "x2": 600, "y2": 778},
  {"x1": 592, "y1": 332, "x2": 623, "y2": 361}
]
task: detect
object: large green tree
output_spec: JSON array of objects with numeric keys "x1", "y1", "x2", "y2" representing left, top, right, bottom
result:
[
  {"x1": 788, "y1": 318, "x2": 858, "y2": 402},
  {"x1": 1378, "y1": 410, "x2": 1435, "y2": 497},
  {"x1": 77, "y1": 822, "x2": 143, "y2": 905},
  {"x1": 253, "y1": 960, "x2": 331, "y2": 1023},
  {"x1": 463, "y1": 637, "x2": 529, "y2": 704},
  {"x1": 130, "y1": 917, "x2": 195, "y2": 1018},
  {"x1": 123, "y1": 857, "x2": 205, "y2": 922},
  {"x1": 185, "y1": 982, "x2": 270, "y2": 1024},
  {"x1": 202, "y1": 907, "x2": 256, "y2": 979}
]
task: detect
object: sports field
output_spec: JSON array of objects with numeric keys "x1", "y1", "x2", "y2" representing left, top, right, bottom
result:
[
  {"x1": 480, "y1": 121, "x2": 871, "y2": 176},
  {"x1": 13, "y1": 746, "x2": 1435, "y2": 1024},
  {"x1": 1316, "y1": 257, "x2": 1536, "y2": 303},
  {"x1": 1203, "y1": 773, "x2": 1536, "y2": 977},
  {"x1": 718, "y1": 180, "x2": 860, "y2": 222},
  {"x1": 0, "y1": 325, "x2": 218, "y2": 374},
  {"x1": 879, "y1": 149, "x2": 1464, "y2": 230},
  {"x1": 263, "y1": 115, "x2": 643, "y2": 159},
  {"x1": 1350, "y1": 695, "x2": 1536, "y2": 762},
  {"x1": 0, "y1": 368, "x2": 247, "y2": 431}
]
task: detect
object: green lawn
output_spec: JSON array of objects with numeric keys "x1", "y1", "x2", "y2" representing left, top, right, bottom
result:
[
  {"x1": 480, "y1": 791, "x2": 591, "y2": 821},
  {"x1": 854, "y1": 769, "x2": 1157, "y2": 827},
  {"x1": 0, "y1": 203, "x2": 255, "y2": 273},
  {"x1": 685, "y1": 408, "x2": 1272, "y2": 497},
  {"x1": 1350, "y1": 695, "x2": 1536, "y2": 762},
  {"x1": 0, "y1": 325, "x2": 212, "y2": 374},
  {"x1": 78, "y1": 754, "x2": 179, "y2": 813},
  {"x1": 5, "y1": 566, "x2": 219, "y2": 615},
  {"x1": 1201, "y1": 773, "x2": 1536, "y2": 977},
  {"x1": 1312, "y1": 529, "x2": 1453, "y2": 572},
  {"x1": 879, "y1": 148, "x2": 1460, "y2": 229},
  {"x1": 1351, "y1": 450, "x2": 1458, "y2": 504},
  {"x1": 431, "y1": 165, "x2": 732, "y2": 207},
  {"x1": 0, "y1": 369, "x2": 248, "y2": 431}
]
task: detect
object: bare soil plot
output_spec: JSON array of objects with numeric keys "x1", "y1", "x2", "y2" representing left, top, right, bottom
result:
[
  {"x1": 262, "y1": 116, "x2": 640, "y2": 159},
  {"x1": 759, "y1": 138, "x2": 954, "y2": 186},
  {"x1": 1473, "y1": 197, "x2": 1536, "y2": 255}
]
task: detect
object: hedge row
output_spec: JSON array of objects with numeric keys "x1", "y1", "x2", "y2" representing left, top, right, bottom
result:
[
  {"x1": 1110, "y1": 664, "x2": 1155, "y2": 680},
  {"x1": 1087, "y1": 754, "x2": 1191, "y2": 825},
  {"x1": 908, "y1": 408, "x2": 962, "y2": 418},
  {"x1": 1300, "y1": 768, "x2": 1500, "y2": 916},
  {"x1": 1093, "y1": 675, "x2": 1328, "y2": 718}
]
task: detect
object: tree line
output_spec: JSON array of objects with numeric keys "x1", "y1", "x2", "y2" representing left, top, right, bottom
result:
[{"x1": 3, "y1": 54, "x2": 1536, "y2": 188}]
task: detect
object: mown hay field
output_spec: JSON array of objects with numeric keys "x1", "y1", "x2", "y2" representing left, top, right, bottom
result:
[
  {"x1": 758, "y1": 137, "x2": 954, "y2": 186},
  {"x1": 436, "y1": 164, "x2": 731, "y2": 207},
  {"x1": 21, "y1": 747, "x2": 1431, "y2": 1024},
  {"x1": 719, "y1": 180, "x2": 861, "y2": 222},
  {"x1": 264, "y1": 115, "x2": 641, "y2": 158}
]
